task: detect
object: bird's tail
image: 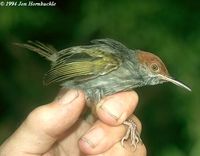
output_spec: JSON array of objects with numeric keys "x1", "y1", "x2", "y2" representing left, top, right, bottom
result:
[{"x1": 14, "y1": 41, "x2": 58, "y2": 62}]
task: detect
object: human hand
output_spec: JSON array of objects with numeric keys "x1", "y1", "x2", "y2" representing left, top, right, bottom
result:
[{"x1": 0, "y1": 90, "x2": 146, "y2": 156}]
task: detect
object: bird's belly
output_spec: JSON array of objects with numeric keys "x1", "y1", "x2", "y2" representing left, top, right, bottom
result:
[{"x1": 62, "y1": 66, "x2": 142, "y2": 104}]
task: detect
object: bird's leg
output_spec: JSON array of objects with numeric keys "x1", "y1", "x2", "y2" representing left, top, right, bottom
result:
[
  {"x1": 84, "y1": 88, "x2": 104, "y2": 123},
  {"x1": 121, "y1": 119, "x2": 142, "y2": 150}
]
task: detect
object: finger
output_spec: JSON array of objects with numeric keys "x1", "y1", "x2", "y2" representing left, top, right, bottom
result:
[
  {"x1": 0, "y1": 89, "x2": 85, "y2": 155},
  {"x1": 96, "y1": 91, "x2": 139, "y2": 126},
  {"x1": 79, "y1": 115, "x2": 142, "y2": 155},
  {"x1": 87, "y1": 141, "x2": 146, "y2": 156}
]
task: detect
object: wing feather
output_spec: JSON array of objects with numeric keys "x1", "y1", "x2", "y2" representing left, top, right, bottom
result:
[
  {"x1": 44, "y1": 48, "x2": 122, "y2": 85},
  {"x1": 91, "y1": 38, "x2": 129, "y2": 53}
]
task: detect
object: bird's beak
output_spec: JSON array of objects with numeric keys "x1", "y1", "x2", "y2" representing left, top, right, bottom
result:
[{"x1": 158, "y1": 74, "x2": 191, "y2": 91}]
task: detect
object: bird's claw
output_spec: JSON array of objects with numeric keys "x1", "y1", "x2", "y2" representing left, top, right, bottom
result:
[{"x1": 121, "y1": 119, "x2": 142, "y2": 150}]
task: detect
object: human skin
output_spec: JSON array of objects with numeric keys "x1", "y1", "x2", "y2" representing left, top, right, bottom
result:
[{"x1": 0, "y1": 90, "x2": 146, "y2": 156}]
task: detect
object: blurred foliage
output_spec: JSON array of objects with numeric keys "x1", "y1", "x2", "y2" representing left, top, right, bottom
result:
[{"x1": 0, "y1": 0, "x2": 199, "y2": 156}]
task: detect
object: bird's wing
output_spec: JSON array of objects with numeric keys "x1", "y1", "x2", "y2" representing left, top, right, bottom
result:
[
  {"x1": 91, "y1": 38, "x2": 129, "y2": 53},
  {"x1": 44, "y1": 46, "x2": 122, "y2": 85}
]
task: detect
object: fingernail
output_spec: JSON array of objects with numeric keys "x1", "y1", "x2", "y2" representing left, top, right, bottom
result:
[
  {"x1": 56, "y1": 89, "x2": 79, "y2": 105},
  {"x1": 98, "y1": 98, "x2": 123, "y2": 120},
  {"x1": 80, "y1": 127, "x2": 104, "y2": 148}
]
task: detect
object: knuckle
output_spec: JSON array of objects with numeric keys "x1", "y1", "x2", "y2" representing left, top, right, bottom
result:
[{"x1": 26, "y1": 104, "x2": 51, "y2": 127}]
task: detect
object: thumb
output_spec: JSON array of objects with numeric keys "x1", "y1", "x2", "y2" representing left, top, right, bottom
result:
[{"x1": 0, "y1": 89, "x2": 85, "y2": 155}]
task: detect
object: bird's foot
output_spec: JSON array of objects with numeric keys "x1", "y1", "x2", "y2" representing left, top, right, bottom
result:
[{"x1": 121, "y1": 119, "x2": 142, "y2": 150}]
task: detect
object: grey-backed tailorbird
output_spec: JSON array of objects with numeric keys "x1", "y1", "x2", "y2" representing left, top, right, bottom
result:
[{"x1": 15, "y1": 38, "x2": 191, "y2": 149}]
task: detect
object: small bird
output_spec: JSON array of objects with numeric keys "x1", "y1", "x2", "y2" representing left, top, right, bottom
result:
[{"x1": 15, "y1": 38, "x2": 191, "y2": 149}]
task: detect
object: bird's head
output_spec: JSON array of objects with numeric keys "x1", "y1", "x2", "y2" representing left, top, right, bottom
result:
[{"x1": 136, "y1": 50, "x2": 191, "y2": 91}]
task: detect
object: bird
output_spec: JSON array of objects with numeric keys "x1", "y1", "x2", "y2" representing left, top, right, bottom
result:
[{"x1": 15, "y1": 38, "x2": 191, "y2": 149}]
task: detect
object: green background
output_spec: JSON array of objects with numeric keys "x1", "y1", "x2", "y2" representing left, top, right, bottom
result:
[{"x1": 0, "y1": 0, "x2": 199, "y2": 155}]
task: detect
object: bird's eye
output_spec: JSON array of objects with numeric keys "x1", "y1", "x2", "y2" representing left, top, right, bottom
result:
[{"x1": 150, "y1": 63, "x2": 160, "y2": 72}]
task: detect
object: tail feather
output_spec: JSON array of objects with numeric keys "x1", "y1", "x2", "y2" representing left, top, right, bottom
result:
[{"x1": 14, "y1": 41, "x2": 57, "y2": 62}]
